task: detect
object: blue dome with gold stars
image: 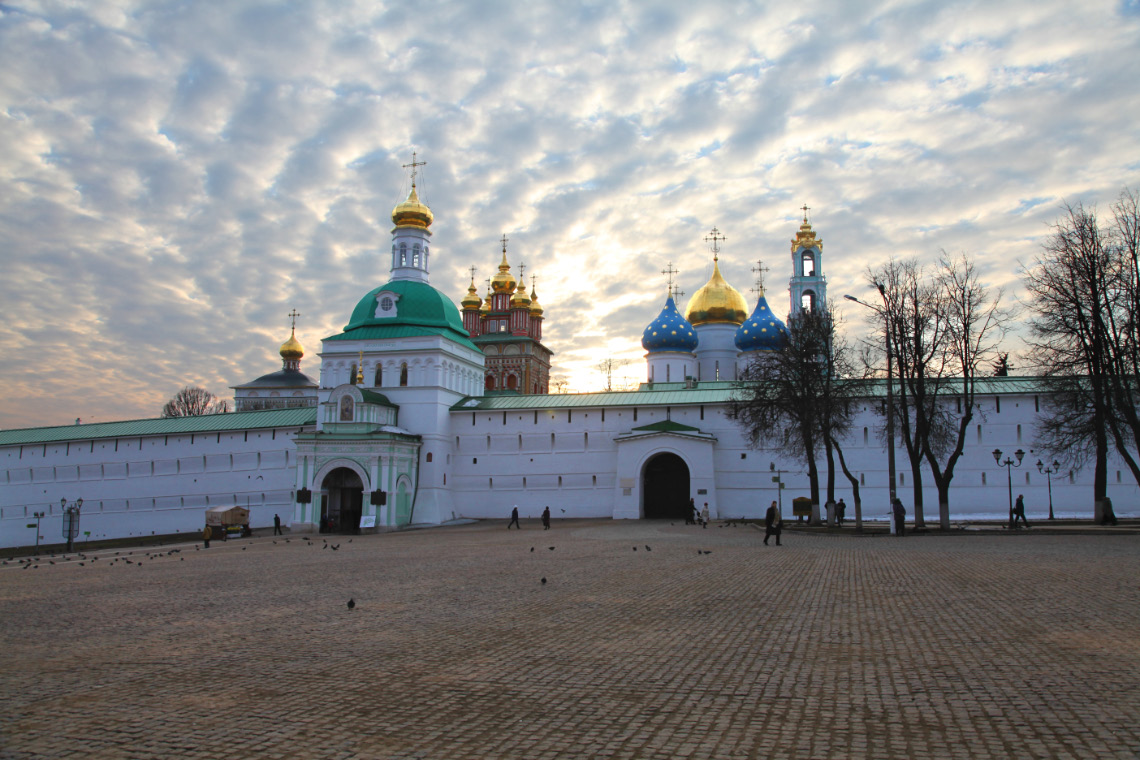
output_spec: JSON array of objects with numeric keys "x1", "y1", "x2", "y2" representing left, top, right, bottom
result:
[
  {"x1": 642, "y1": 295, "x2": 698, "y2": 353},
  {"x1": 735, "y1": 294, "x2": 788, "y2": 351}
]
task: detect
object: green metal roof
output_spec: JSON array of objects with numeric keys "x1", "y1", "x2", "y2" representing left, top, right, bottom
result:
[
  {"x1": 632, "y1": 420, "x2": 702, "y2": 433},
  {"x1": 324, "y1": 325, "x2": 478, "y2": 351},
  {"x1": 0, "y1": 407, "x2": 318, "y2": 447},
  {"x1": 450, "y1": 376, "x2": 1050, "y2": 412},
  {"x1": 359, "y1": 390, "x2": 396, "y2": 408}
]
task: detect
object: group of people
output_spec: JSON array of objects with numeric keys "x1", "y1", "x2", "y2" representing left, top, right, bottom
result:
[
  {"x1": 685, "y1": 499, "x2": 712, "y2": 528},
  {"x1": 507, "y1": 505, "x2": 552, "y2": 530}
]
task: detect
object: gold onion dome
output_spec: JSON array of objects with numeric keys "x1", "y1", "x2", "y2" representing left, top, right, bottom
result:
[
  {"x1": 511, "y1": 283, "x2": 531, "y2": 308},
  {"x1": 461, "y1": 279, "x2": 482, "y2": 309},
  {"x1": 391, "y1": 185, "x2": 433, "y2": 229},
  {"x1": 279, "y1": 330, "x2": 304, "y2": 360},
  {"x1": 529, "y1": 286, "x2": 544, "y2": 316},
  {"x1": 684, "y1": 259, "x2": 748, "y2": 326},
  {"x1": 490, "y1": 249, "x2": 517, "y2": 294},
  {"x1": 480, "y1": 284, "x2": 493, "y2": 313}
]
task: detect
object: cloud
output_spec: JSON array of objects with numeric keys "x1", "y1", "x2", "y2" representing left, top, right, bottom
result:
[{"x1": 1, "y1": 0, "x2": 1138, "y2": 427}]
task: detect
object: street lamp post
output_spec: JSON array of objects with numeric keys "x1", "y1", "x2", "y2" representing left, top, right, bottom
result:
[
  {"x1": 844, "y1": 289, "x2": 897, "y2": 518},
  {"x1": 61, "y1": 497, "x2": 83, "y2": 553},
  {"x1": 769, "y1": 462, "x2": 785, "y2": 517},
  {"x1": 992, "y1": 449, "x2": 1025, "y2": 529},
  {"x1": 1036, "y1": 460, "x2": 1060, "y2": 521}
]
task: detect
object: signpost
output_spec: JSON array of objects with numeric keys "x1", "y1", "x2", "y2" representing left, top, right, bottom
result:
[{"x1": 60, "y1": 498, "x2": 82, "y2": 552}]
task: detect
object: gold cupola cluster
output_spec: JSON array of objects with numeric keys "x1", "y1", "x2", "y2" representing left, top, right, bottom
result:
[
  {"x1": 391, "y1": 184, "x2": 434, "y2": 229},
  {"x1": 684, "y1": 257, "x2": 748, "y2": 326}
]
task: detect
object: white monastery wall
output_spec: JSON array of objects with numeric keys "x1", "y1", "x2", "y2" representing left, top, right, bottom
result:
[{"x1": 0, "y1": 425, "x2": 301, "y2": 550}]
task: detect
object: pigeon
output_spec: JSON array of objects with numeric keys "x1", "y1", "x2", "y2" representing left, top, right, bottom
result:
[
  {"x1": 347, "y1": 539, "x2": 352, "y2": 543},
  {"x1": 331, "y1": 544, "x2": 340, "y2": 551},
  {"x1": 241, "y1": 547, "x2": 247, "y2": 551},
  {"x1": 645, "y1": 545, "x2": 651, "y2": 551},
  {"x1": 530, "y1": 547, "x2": 535, "y2": 552},
  {"x1": 560, "y1": 509, "x2": 566, "y2": 513},
  {"x1": 632, "y1": 547, "x2": 637, "y2": 551},
  {"x1": 78, "y1": 562, "x2": 85, "y2": 566},
  {"x1": 541, "y1": 577, "x2": 547, "y2": 585},
  {"x1": 548, "y1": 547, "x2": 555, "y2": 551},
  {"x1": 347, "y1": 598, "x2": 355, "y2": 610},
  {"x1": 273, "y1": 541, "x2": 277, "y2": 544},
  {"x1": 323, "y1": 544, "x2": 328, "y2": 550}
]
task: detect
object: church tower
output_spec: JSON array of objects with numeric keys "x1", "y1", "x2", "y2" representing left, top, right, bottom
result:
[{"x1": 789, "y1": 205, "x2": 827, "y2": 318}]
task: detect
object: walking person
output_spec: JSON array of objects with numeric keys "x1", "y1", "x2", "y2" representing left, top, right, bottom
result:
[
  {"x1": 687, "y1": 498, "x2": 697, "y2": 525},
  {"x1": 508, "y1": 505, "x2": 521, "y2": 530},
  {"x1": 764, "y1": 500, "x2": 782, "y2": 546},
  {"x1": 1014, "y1": 495, "x2": 1030, "y2": 528},
  {"x1": 202, "y1": 525, "x2": 212, "y2": 549},
  {"x1": 836, "y1": 498, "x2": 846, "y2": 527},
  {"x1": 273, "y1": 513, "x2": 283, "y2": 535},
  {"x1": 892, "y1": 497, "x2": 906, "y2": 537},
  {"x1": 542, "y1": 506, "x2": 551, "y2": 530},
  {"x1": 701, "y1": 503, "x2": 710, "y2": 529}
]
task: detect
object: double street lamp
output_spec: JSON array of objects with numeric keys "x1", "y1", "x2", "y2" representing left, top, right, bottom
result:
[
  {"x1": 992, "y1": 449, "x2": 1024, "y2": 529},
  {"x1": 1036, "y1": 460, "x2": 1061, "y2": 520},
  {"x1": 845, "y1": 286, "x2": 897, "y2": 517}
]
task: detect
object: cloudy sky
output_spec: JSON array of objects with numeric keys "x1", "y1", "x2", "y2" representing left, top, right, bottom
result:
[{"x1": 2, "y1": 0, "x2": 1138, "y2": 430}]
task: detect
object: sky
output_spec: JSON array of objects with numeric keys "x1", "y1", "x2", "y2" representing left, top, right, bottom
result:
[{"x1": 2, "y1": 0, "x2": 1139, "y2": 430}]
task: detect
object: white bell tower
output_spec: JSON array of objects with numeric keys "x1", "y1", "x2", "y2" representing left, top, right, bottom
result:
[{"x1": 789, "y1": 204, "x2": 827, "y2": 318}]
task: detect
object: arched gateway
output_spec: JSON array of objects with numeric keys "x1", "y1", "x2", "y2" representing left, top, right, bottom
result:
[
  {"x1": 642, "y1": 453, "x2": 691, "y2": 520},
  {"x1": 322, "y1": 467, "x2": 364, "y2": 533}
]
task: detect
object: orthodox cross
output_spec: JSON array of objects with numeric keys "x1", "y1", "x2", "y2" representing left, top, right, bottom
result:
[
  {"x1": 500, "y1": 233, "x2": 509, "y2": 253},
  {"x1": 287, "y1": 308, "x2": 301, "y2": 332},
  {"x1": 672, "y1": 285, "x2": 685, "y2": 301},
  {"x1": 469, "y1": 265, "x2": 478, "y2": 284},
  {"x1": 704, "y1": 227, "x2": 726, "y2": 259},
  {"x1": 751, "y1": 260, "x2": 771, "y2": 295},
  {"x1": 403, "y1": 151, "x2": 426, "y2": 187},
  {"x1": 801, "y1": 203, "x2": 811, "y2": 223},
  {"x1": 661, "y1": 262, "x2": 679, "y2": 294},
  {"x1": 518, "y1": 262, "x2": 526, "y2": 282},
  {"x1": 531, "y1": 275, "x2": 538, "y2": 293}
]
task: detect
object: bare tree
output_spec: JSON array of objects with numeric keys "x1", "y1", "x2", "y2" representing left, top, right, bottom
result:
[
  {"x1": 923, "y1": 253, "x2": 1011, "y2": 529},
  {"x1": 162, "y1": 386, "x2": 229, "y2": 418},
  {"x1": 596, "y1": 358, "x2": 632, "y2": 391},
  {"x1": 730, "y1": 306, "x2": 859, "y2": 525},
  {"x1": 1025, "y1": 191, "x2": 1140, "y2": 518}
]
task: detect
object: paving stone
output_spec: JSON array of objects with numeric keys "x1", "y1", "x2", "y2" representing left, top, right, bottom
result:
[{"x1": 1, "y1": 521, "x2": 1138, "y2": 758}]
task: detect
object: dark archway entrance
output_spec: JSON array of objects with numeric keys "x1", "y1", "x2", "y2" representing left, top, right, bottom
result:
[
  {"x1": 321, "y1": 467, "x2": 364, "y2": 533},
  {"x1": 643, "y1": 453, "x2": 691, "y2": 520}
]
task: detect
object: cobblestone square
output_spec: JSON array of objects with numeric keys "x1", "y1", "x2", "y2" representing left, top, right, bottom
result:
[{"x1": 2, "y1": 520, "x2": 1139, "y2": 759}]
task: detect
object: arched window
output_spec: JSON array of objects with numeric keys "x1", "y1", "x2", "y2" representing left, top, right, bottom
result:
[
  {"x1": 374, "y1": 366, "x2": 383, "y2": 386},
  {"x1": 350, "y1": 363, "x2": 358, "y2": 383},
  {"x1": 801, "y1": 250, "x2": 816, "y2": 277},
  {"x1": 399, "y1": 242, "x2": 407, "y2": 266},
  {"x1": 801, "y1": 290, "x2": 816, "y2": 312},
  {"x1": 413, "y1": 244, "x2": 421, "y2": 267},
  {"x1": 400, "y1": 363, "x2": 409, "y2": 386},
  {"x1": 485, "y1": 374, "x2": 495, "y2": 390},
  {"x1": 506, "y1": 374, "x2": 518, "y2": 390},
  {"x1": 426, "y1": 452, "x2": 433, "y2": 463},
  {"x1": 339, "y1": 396, "x2": 353, "y2": 421}
]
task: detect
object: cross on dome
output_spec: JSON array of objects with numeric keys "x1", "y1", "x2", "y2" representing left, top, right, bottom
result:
[
  {"x1": 403, "y1": 151, "x2": 426, "y2": 188},
  {"x1": 801, "y1": 204, "x2": 811, "y2": 223},
  {"x1": 287, "y1": 308, "x2": 301, "y2": 331},
  {"x1": 661, "y1": 261, "x2": 679, "y2": 294},
  {"x1": 751, "y1": 260, "x2": 770, "y2": 295},
  {"x1": 704, "y1": 227, "x2": 726, "y2": 260}
]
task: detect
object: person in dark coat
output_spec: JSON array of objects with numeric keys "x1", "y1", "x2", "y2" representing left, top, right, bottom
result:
[
  {"x1": 836, "y1": 498, "x2": 847, "y2": 526},
  {"x1": 273, "y1": 514, "x2": 283, "y2": 535},
  {"x1": 508, "y1": 506, "x2": 521, "y2": 530},
  {"x1": 541, "y1": 506, "x2": 551, "y2": 530},
  {"x1": 892, "y1": 498, "x2": 906, "y2": 537},
  {"x1": 764, "y1": 500, "x2": 782, "y2": 546},
  {"x1": 1013, "y1": 495, "x2": 1030, "y2": 528},
  {"x1": 687, "y1": 498, "x2": 697, "y2": 525}
]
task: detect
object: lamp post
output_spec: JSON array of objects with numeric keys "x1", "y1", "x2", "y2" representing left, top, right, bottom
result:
[
  {"x1": 769, "y1": 462, "x2": 785, "y2": 517},
  {"x1": 992, "y1": 449, "x2": 1024, "y2": 529},
  {"x1": 844, "y1": 289, "x2": 897, "y2": 516},
  {"x1": 1036, "y1": 460, "x2": 1060, "y2": 521},
  {"x1": 61, "y1": 497, "x2": 83, "y2": 553}
]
